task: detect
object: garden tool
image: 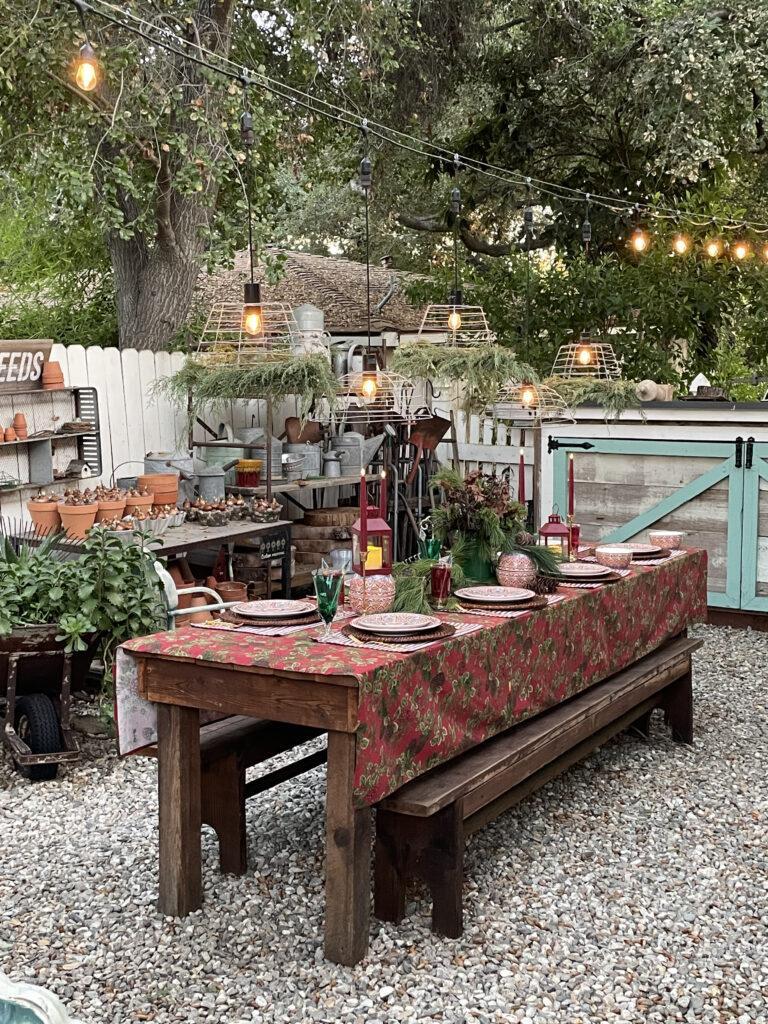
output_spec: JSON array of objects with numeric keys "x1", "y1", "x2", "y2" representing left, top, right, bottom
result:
[
  {"x1": 284, "y1": 417, "x2": 323, "y2": 444},
  {"x1": 405, "y1": 414, "x2": 451, "y2": 485}
]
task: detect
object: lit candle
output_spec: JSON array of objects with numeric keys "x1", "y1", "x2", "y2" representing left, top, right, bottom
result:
[
  {"x1": 360, "y1": 467, "x2": 368, "y2": 555},
  {"x1": 366, "y1": 544, "x2": 383, "y2": 571},
  {"x1": 568, "y1": 453, "x2": 575, "y2": 517},
  {"x1": 518, "y1": 447, "x2": 526, "y2": 505},
  {"x1": 380, "y1": 468, "x2": 387, "y2": 521}
]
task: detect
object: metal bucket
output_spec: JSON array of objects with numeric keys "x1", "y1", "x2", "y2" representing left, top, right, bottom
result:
[{"x1": 284, "y1": 443, "x2": 322, "y2": 478}]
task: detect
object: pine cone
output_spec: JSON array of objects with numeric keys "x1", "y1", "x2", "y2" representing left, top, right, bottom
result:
[
  {"x1": 532, "y1": 573, "x2": 560, "y2": 595},
  {"x1": 515, "y1": 530, "x2": 536, "y2": 546}
]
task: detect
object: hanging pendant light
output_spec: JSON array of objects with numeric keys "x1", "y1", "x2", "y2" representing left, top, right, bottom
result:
[
  {"x1": 413, "y1": 158, "x2": 494, "y2": 347},
  {"x1": 72, "y1": 0, "x2": 101, "y2": 92},
  {"x1": 239, "y1": 98, "x2": 265, "y2": 338},
  {"x1": 358, "y1": 144, "x2": 378, "y2": 400}
]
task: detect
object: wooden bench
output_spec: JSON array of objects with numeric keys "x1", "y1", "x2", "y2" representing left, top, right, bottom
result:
[
  {"x1": 141, "y1": 716, "x2": 326, "y2": 875},
  {"x1": 374, "y1": 635, "x2": 701, "y2": 938}
]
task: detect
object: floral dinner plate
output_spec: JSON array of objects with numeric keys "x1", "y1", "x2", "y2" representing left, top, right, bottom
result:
[
  {"x1": 454, "y1": 586, "x2": 536, "y2": 603},
  {"x1": 232, "y1": 600, "x2": 316, "y2": 619},
  {"x1": 353, "y1": 612, "x2": 442, "y2": 635},
  {"x1": 558, "y1": 562, "x2": 613, "y2": 578},
  {"x1": 622, "y1": 543, "x2": 662, "y2": 555}
]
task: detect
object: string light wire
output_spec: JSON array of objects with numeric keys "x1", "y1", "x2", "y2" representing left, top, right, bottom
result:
[{"x1": 76, "y1": 0, "x2": 768, "y2": 234}]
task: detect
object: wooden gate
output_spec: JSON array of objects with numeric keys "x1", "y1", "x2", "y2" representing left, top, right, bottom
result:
[{"x1": 551, "y1": 437, "x2": 745, "y2": 608}]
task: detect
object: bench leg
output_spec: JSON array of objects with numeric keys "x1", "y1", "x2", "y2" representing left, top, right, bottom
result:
[
  {"x1": 157, "y1": 704, "x2": 201, "y2": 916},
  {"x1": 324, "y1": 730, "x2": 371, "y2": 966},
  {"x1": 374, "y1": 809, "x2": 408, "y2": 924},
  {"x1": 201, "y1": 753, "x2": 247, "y2": 876},
  {"x1": 661, "y1": 669, "x2": 694, "y2": 744},
  {"x1": 425, "y1": 803, "x2": 464, "y2": 939}
]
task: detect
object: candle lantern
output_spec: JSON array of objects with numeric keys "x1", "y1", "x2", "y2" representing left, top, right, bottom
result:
[
  {"x1": 351, "y1": 509, "x2": 392, "y2": 576},
  {"x1": 538, "y1": 510, "x2": 571, "y2": 561}
]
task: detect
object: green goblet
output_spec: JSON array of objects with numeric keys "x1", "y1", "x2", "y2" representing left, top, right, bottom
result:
[{"x1": 312, "y1": 568, "x2": 344, "y2": 639}]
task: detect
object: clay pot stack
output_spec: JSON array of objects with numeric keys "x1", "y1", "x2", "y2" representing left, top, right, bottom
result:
[
  {"x1": 137, "y1": 472, "x2": 179, "y2": 507},
  {"x1": 124, "y1": 487, "x2": 155, "y2": 515},
  {"x1": 41, "y1": 362, "x2": 65, "y2": 390}
]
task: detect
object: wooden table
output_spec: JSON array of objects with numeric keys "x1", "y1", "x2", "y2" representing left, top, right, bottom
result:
[{"x1": 122, "y1": 550, "x2": 707, "y2": 965}]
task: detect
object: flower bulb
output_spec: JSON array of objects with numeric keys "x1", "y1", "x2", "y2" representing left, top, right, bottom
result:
[{"x1": 447, "y1": 310, "x2": 462, "y2": 332}]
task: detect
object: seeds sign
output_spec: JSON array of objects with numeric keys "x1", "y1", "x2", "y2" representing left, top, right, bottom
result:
[{"x1": 0, "y1": 340, "x2": 53, "y2": 394}]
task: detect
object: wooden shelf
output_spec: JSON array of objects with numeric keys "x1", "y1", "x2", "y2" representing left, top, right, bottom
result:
[
  {"x1": 228, "y1": 473, "x2": 377, "y2": 498},
  {"x1": 0, "y1": 475, "x2": 93, "y2": 496},
  {"x1": 0, "y1": 430, "x2": 96, "y2": 449}
]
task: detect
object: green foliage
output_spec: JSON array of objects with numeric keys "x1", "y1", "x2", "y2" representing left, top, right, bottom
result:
[
  {"x1": 546, "y1": 376, "x2": 642, "y2": 417},
  {"x1": 0, "y1": 530, "x2": 166, "y2": 681},
  {"x1": 430, "y1": 468, "x2": 526, "y2": 563},
  {"x1": 707, "y1": 300, "x2": 768, "y2": 401},
  {"x1": 392, "y1": 557, "x2": 467, "y2": 614},
  {"x1": 158, "y1": 355, "x2": 338, "y2": 417},
  {"x1": 499, "y1": 539, "x2": 561, "y2": 576}
]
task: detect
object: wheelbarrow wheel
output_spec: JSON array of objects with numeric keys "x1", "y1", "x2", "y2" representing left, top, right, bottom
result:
[{"x1": 13, "y1": 694, "x2": 61, "y2": 781}]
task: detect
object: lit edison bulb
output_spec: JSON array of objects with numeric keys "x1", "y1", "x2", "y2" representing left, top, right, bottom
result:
[
  {"x1": 75, "y1": 43, "x2": 100, "y2": 92},
  {"x1": 732, "y1": 240, "x2": 750, "y2": 261},
  {"x1": 242, "y1": 305, "x2": 264, "y2": 336},
  {"x1": 630, "y1": 228, "x2": 649, "y2": 253},
  {"x1": 705, "y1": 239, "x2": 723, "y2": 258},
  {"x1": 521, "y1": 385, "x2": 536, "y2": 407},
  {"x1": 672, "y1": 234, "x2": 690, "y2": 255},
  {"x1": 447, "y1": 309, "x2": 462, "y2": 332},
  {"x1": 576, "y1": 346, "x2": 593, "y2": 366},
  {"x1": 762, "y1": 243, "x2": 768, "y2": 262},
  {"x1": 361, "y1": 374, "x2": 378, "y2": 400}
]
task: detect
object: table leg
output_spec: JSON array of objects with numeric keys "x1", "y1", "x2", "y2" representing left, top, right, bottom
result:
[
  {"x1": 282, "y1": 524, "x2": 292, "y2": 598},
  {"x1": 324, "y1": 730, "x2": 371, "y2": 965},
  {"x1": 157, "y1": 703, "x2": 201, "y2": 916}
]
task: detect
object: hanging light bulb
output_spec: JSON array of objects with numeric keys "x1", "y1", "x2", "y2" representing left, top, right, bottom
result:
[
  {"x1": 242, "y1": 281, "x2": 263, "y2": 336},
  {"x1": 731, "y1": 240, "x2": 751, "y2": 261},
  {"x1": 447, "y1": 288, "x2": 463, "y2": 332},
  {"x1": 671, "y1": 233, "x2": 690, "y2": 256},
  {"x1": 520, "y1": 383, "x2": 537, "y2": 408},
  {"x1": 761, "y1": 242, "x2": 768, "y2": 262},
  {"x1": 74, "y1": 40, "x2": 100, "y2": 91},
  {"x1": 704, "y1": 238, "x2": 723, "y2": 258},
  {"x1": 629, "y1": 227, "x2": 650, "y2": 253},
  {"x1": 360, "y1": 351, "x2": 378, "y2": 400},
  {"x1": 576, "y1": 345, "x2": 593, "y2": 366}
]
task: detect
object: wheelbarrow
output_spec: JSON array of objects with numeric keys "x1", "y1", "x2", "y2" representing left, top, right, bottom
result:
[{"x1": 0, "y1": 625, "x2": 84, "y2": 782}]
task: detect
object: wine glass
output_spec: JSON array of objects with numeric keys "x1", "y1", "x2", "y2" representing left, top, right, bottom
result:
[{"x1": 312, "y1": 568, "x2": 344, "y2": 639}]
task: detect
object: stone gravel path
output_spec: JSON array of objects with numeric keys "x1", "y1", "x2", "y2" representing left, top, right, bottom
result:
[{"x1": 1, "y1": 624, "x2": 766, "y2": 1023}]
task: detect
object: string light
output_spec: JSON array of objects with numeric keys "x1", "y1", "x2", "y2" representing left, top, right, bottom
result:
[
  {"x1": 72, "y1": 0, "x2": 768, "y2": 261},
  {"x1": 761, "y1": 243, "x2": 768, "y2": 262},
  {"x1": 704, "y1": 238, "x2": 723, "y2": 259},
  {"x1": 629, "y1": 227, "x2": 650, "y2": 253},
  {"x1": 671, "y1": 233, "x2": 691, "y2": 255},
  {"x1": 731, "y1": 240, "x2": 751, "y2": 261},
  {"x1": 72, "y1": 0, "x2": 101, "y2": 92}
]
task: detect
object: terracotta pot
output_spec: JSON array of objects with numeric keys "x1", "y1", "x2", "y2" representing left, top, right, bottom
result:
[
  {"x1": 124, "y1": 493, "x2": 154, "y2": 515},
  {"x1": 138, "y1": 473, "x2": 179, "y2": 507},
  {"x1": 57, "y1": 502, "x2": 98, "y2": 540},
  {"x1": 177, "y1": 586, "x2": 211, "y2": 625},
  {"x1": 41, "y1": 361, "x2": 65, "y2": 390},
  {"x1": 496, "y1": 553, "x2": 537, "y2": 588},
  {"x1": 217, "y1": 581, "x2": 249, "y2": 603},
  {"x1": 4, "y1": 427, "x2": 16, "y2": 442},
  {"x1": 12, "y1": 413, "x2": 27, "y2": 439},
  {"x1": 27, "y1": 500, "x2": 62, "y2": 534},
  {"x1": 95, "y1": 497, "x2": 127, "y2": 523}
]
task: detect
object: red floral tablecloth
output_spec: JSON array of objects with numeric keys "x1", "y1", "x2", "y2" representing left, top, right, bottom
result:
[{"x1": 121, "y1": 550, "x2": 707, "y2": 806}]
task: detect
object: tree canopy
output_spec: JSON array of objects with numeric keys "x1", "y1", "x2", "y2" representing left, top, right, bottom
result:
[{"x1": 0, "y1": 0, "x2": 767, "y2": 383}]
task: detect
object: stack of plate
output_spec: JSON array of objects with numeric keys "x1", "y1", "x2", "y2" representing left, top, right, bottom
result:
[
  {"x1": 454, "y1": 585, "x2": 537, "y2": 609},
  {"x1": 230, "y1": 599, "x2": 320, "y2": 626},
  {"x1": 557, "y1": 562, "x2": 614, "y2": 581},
  {"x1": 622, "y1": 543, "x2": 664, "y2": 560},
  {"x1": 351, "y1": 612, "x2": 442, "y2": 637}
]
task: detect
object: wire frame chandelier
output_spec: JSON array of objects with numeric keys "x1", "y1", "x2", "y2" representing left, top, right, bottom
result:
[
  {"x1": 551, "y1": 332, "x2": 622, "y2": 380},
  {"x1": 194, "y1": 301, "x2": 298, "y2": 365},
  {"x1": 411, "y1": 178, "x2": 495, "y2": 348},
  {"x1": 331, "y1": 369, "x2": 429, "y2": 427},
  {"x1": 490, "y1": 380, "x2": 573, "y2": 425}
]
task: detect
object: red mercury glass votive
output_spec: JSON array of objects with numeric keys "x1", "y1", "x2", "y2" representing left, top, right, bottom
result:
[
  {"x1": 569, "y1": 522, "x2": 581, "y2": 553},
  {"x1": 430, "y1": 563, "x2": 452, "y2": 608}
]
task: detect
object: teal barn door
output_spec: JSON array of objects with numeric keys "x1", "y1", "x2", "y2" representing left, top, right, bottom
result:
[
  {"x1": 552, "y1": 438, "x2": 744, "y2": 609},
  {"x1": 739, "y1": 439, "x2": 768, "y2": 610}
]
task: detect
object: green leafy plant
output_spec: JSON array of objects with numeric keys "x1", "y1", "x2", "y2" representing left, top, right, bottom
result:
[
  {"x1": 392, "y1": 557, "x2": 468, "y2": 615},
  {"x1": 546, "y1": 376, "x2": 642, "y2": 418},
  {"x1": 0, "y1": 530, "x2": 166, "y2": 680}
]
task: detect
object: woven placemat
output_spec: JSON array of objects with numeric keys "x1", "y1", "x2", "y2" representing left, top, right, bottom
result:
[
  {"x1": 221, "y1": 609, "x2": 322, "y2": 628},
  {"x1": 345, "y1": 621, "x2": 457, "y2": 645},
  {"x1": 457, "y1": 594, "x2": 549, "y2": 613}
]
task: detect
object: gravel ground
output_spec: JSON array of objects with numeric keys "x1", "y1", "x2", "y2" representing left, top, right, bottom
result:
[{"x1": 1, "y1": 623, "x2": 767, "y2": 1024}]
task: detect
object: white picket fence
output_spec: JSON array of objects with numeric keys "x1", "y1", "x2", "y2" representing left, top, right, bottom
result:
[{"x1": 0, "y1": 344, "x2": 528, "y2": 520}]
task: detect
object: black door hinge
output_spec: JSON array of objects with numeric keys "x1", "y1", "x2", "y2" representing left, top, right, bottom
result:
[{"x1": 735, "y1": 436, "x2": 743, "y2": 468}]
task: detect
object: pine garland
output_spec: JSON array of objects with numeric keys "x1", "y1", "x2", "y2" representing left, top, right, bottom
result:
[{"x1": 545, "y1": 375, "x2": 641, "y2": 418}]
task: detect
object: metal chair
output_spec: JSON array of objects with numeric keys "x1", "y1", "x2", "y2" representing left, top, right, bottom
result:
[{"x1": 153, "y1": 562, "x2": 242, "y2": 629}]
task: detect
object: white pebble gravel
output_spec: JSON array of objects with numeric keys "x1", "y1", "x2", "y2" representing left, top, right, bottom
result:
[{"x1": 1, "y1": 624, "x2": 767, "y2": 1023}]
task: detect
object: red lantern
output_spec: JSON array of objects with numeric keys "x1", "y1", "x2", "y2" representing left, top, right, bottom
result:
[
  {"x1": 351, "y1": 511, "x2": 392, "y2": 575},
  {"x1": 538, "y1": 510, "x2": 570, "y2": 561}
]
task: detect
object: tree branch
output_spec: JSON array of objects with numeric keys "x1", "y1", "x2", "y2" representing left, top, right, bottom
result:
[
  {"x1": 396, "y1": 211, "x2": 554, "y2": 256},
  {"x1": 155, "y1": 146, "x2": 177, "y2": 250}
]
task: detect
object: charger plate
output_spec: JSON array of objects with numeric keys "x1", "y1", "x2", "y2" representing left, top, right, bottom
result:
[
  {"x1": 353, "y1": 612, "x2": 441, "y2": 635},
  {"x1": 346, "y1": 621, "x2": 457, "y2": 645},
  {"x1": 631, "y1": 548, "x2": 672, "y2": 561},
  {"x1": 457, "y1": 595, "x2": 549, "y2": 613},
  {"x1": 557, "y1": 570, "x2": 625, "y2": 586},
  {"x1": 221, "y1": 609, "x2": 322, "y2": 628}
]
